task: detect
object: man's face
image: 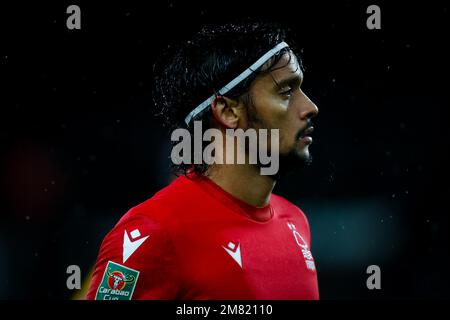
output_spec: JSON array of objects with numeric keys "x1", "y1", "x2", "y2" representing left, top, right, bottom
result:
[{"x1": 246, "y1": 51, "x2": 319, "y2": 172}]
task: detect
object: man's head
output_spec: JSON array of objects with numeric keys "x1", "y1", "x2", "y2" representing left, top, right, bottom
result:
[{"x1": 153, "y1": 22, "x2": 318, "y2": 176}]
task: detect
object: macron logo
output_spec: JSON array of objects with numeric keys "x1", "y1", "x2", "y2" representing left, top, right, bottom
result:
[
  {"x1": 223, "y1": 241, "x2": 242, "y2": 268},
  {"x1": 123, "y1": 229, "x2": 149, "y2": 263}
]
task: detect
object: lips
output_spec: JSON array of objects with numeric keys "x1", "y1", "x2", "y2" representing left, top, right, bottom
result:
[
  {"x1": 303, "y1": 126, "x2": 314, "y2": 136},
  {"x1": 299, "y1": 126, "x2": 314, "y2": 139},
  {"x1": 299, "y1": 126, "x2": 314, "y2": 145}
]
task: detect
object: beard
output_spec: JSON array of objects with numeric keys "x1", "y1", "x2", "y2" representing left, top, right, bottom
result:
[
  {"x1": 245, "y1": 100, "x2": 314, "y2": 179},
  {"x1": 274, "y1": 122, "x2": 314, "y2": 178},
  {"x1": 274, "y1": 146, "x2": 313, "y2": 178},
  {"x1": 246, "y1": 111, "x2": 313, "y2": 180},
  {"x1": 256, "y1": 140, "x2": 313, "y2": 180}
]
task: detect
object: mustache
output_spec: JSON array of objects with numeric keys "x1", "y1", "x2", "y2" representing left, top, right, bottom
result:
[{"x1": 296, "y1": 121, "x2": 314, "y2": 140}]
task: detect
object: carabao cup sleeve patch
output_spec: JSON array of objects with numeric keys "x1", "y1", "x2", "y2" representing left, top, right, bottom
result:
[{"x1": 95, "y1": 261, "x2": 140, "y2": 300}]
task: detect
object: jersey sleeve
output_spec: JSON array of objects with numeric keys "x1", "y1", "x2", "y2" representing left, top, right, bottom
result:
[
  {"x1": 86, "y1": 211, "x2": 181, "y2": 300},
  {"x1": 296, "y1": 206, "x2": 312, "y2": 247}
]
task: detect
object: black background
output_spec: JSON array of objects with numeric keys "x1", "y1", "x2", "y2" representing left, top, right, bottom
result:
[{"x1": 1, "y1": 1, "x2": 449, "y2": 299}]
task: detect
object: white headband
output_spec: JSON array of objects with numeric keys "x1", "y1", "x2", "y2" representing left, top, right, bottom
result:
[{"x1": 184, "y1": 41, "x2": 290, "y2": 125}]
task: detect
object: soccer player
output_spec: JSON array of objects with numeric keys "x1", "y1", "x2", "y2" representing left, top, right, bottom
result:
[{"x1": 86, "y1": 22, "x2": 319, "y2": 300}]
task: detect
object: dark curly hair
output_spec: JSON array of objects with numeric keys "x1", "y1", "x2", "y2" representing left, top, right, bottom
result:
[{"x1": 152, "y1": 21, "x2": 301, "y2": 176}]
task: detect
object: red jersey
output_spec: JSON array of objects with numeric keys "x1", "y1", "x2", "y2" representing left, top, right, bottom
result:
[{"x1": 86, "y1": 175, "x2": 319, "y2": 300}]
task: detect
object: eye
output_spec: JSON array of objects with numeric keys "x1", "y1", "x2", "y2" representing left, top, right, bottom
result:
[
  {"x1": 279, "y1": 86, "x2": 295, "y2": 98},
  {"x1": 279, "y1": 86, "x2": 294, "y2": 96}
]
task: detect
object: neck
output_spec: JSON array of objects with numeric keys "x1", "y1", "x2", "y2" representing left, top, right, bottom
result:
[{"x1": 206, "y1": 163, "x2": 276, "y2": 207}]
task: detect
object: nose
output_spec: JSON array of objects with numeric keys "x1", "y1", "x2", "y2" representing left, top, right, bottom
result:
[{"x1": 299, "y1": 91, "x2": 319, "y2": 120}]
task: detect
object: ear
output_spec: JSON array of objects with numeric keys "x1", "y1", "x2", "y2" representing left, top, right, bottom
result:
[{"x1": 210, "y1": 96, "x2": 241, "y2": 129}]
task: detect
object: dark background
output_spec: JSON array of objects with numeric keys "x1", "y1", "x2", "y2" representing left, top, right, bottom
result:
[{"x1": 1, "y1": 1, "x2": 449, "y2": 299}]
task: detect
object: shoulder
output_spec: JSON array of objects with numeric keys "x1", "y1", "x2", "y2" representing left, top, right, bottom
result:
[
  {"x1": 93, "y1": 206, "x2": 178, "y2": 274},
  {"x1": 116, "y1": 175, "x2": 198, "y2": 225},
  {"x1": 271, "y1": 193, "x2": 312, "y2": 234},
  {"x1": 87, "y1": 175, "x2": 208, "y2": 299},
  {"x1": 97, "y1": 175, "x2": 202, "y2": 260},
  {"x1": 91, "y1": 177, "x2": 196, "y2": 274},
  {"x1": 271, "y1": 193, "x2": 308, "y2": 220},
  {"x1": 87, "y1": 194, "x2": 184, "y2": 299}
]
